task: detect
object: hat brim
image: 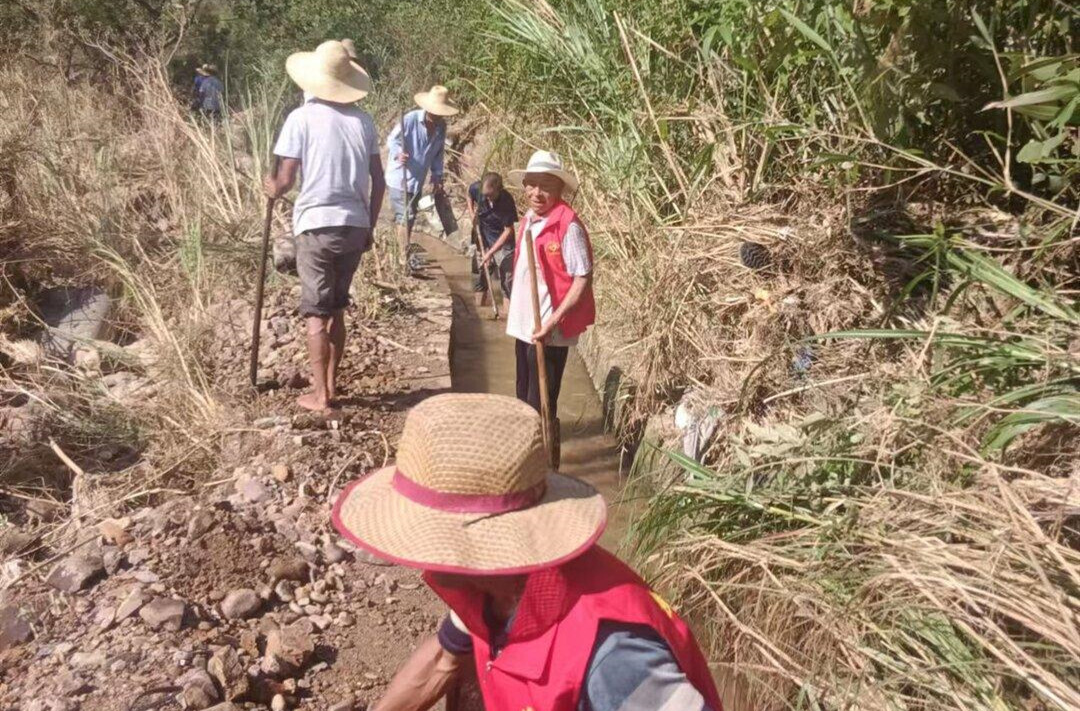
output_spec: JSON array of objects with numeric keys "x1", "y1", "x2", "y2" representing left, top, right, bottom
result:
[
  {"x1": 414, "y1": 91, "x2": 460, "y2": 117},
  {"x1": 195, "y1": 68, "x2": 211, "y2": 76},
  {"x1": 286, "y1": 51, "x2": 372, "y2": 103},
  {"x1": 332, "y1": 466, "x2": 607, "y2": 575},
  {"x1": 508, "y1": 167, "x2": 579, "y2": 192}
]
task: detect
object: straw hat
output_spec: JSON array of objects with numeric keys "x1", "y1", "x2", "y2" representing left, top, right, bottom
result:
[
  {"x1": 286, "y1": 40, "x2": 372, "y2": 103},
  {"x1": 509, "y1": 149, "x2": 579, "y2": 191},
  {"x1": 414, "y1": 85, "x2": 459, "y2": 117},
  {"x1": 195, "y1": 63, "x2": 217, "y2": 76},
  {"x1": 340, "y1": 39, "x2": 359, "y2": 59},
  {"x1": 332, "y1": 394, "x2": 606, "y2": 575}
]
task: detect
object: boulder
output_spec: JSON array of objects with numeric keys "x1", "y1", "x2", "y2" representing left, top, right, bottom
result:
[
  {"x1": 36, "y1": 286, "x2": 112, "y2": 360},
  {"x1": 262, "y1": 619, "x2": 314, "y2": 678},
  {"x1": 187, "y1": 510, "x2": 216, "y2": 539},
  {"x1": 208, "y1": 646, "x2": 249, "y2": 701},
  {"x1": 46, "y1": 554, "x2": 105, "y2": 593},
  {"x1": 220, "y1": 589, "x2": 261, "y2": 620},
  {"x1": 177, "y1": 668, "x2": 219, "y2": 710},
  {"x1": 0, "y1": 604, "x2": 34, "y2": 651},
  {"x1": 139, "y1": 597, "x2": 186, "y2": 631},
  {"x1": 116, "y1": 586, "x2": 148, "y2": 621},
  {"x1": 267, "y1": 558, "x2": 308, "y2": 583}
]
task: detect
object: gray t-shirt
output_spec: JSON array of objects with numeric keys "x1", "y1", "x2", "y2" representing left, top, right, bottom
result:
[{"x1": 273, "y1": 100, "x2": 380, "y2": 235}]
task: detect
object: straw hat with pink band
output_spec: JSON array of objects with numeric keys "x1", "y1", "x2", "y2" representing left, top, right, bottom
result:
[{"x1": 332, "y1": 393, "x2": 607, "y2": 574}]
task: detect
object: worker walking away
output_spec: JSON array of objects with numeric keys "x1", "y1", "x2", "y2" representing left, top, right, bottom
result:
[
  {"x1": 466, "y1": 171, "x2": 517, "y2": 308},
  {"x1": 385, "y1": 85, "x2": 458, "y2": 267},
  {"x1": 332, "y1": 393, "x2": 723, "y2": 711},
  {"x1": 195, "y1": 64, "x2": 225, "y2": 119},
  {"x1": 263, "y1": 40, "x2": 385, "y2": 411},
  {"x1": 505, "y1": 150, "x2": 595, "y2": 431}
]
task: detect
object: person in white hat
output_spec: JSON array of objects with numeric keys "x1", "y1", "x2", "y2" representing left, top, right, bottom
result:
[
  {"x1": 504, "y1": 150, "x2": 596, "y2": 433},
  {"x1": 385, "y1": 85, "x2": 459, "y2": 265},
  {"x1": 332, "y1": 393, "x2": 721, "y2": 711},
  {"x1": 193, "y1": 63, "x2": 224, "y2": 118},
  {"x1": 263, "y1": 40, "x2": 385, "y2": 412}
]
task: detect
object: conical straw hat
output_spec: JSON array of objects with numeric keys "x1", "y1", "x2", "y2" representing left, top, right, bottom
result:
[
  {"x1": 286, "y1": 40, "x2": 372, "y2": 103},
  {"x1": 332, "y1": 394, "x2": 607, "y2": 574},
  {"x1": 414, "y1": 85, "x2": 459, "y2": 116}
]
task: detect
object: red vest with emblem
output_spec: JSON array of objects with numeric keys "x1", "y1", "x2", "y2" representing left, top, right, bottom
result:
[
  {"x1": 425, "y1": 547, "x2": 722, "y2": 711},
  {"x1": 514, "y1": 201, "x2": 597, "y2": 339}
]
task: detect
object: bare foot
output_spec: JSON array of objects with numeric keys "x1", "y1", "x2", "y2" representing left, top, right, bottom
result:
[{"x1": 296, "y1": 392, "x2": 330, "y2": 412}]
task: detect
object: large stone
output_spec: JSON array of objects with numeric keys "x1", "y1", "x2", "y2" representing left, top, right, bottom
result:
[
  {"x1": 204, "y1": 705, "x2": 242, "y2": 711},
  {"x1": 220, "y1": 589, "x2": 261, "y2": 620},
  {"x1": 235, "y1": 477, "x2": 270, "y2": 504},
  {"x1": 208, "y1": 646, "x2": 249, "y2": 701},
  {"x1": 36, "y1": 286, "x2": 112, "y2": 360},
  {"x1": 0, "y1": 604, "x2": 34, "y2": 651},
  {"x1": 267, "y1": 558, "x2": 308, "y2": 583},
  {"x1": 116, "y1": 586, "x2": 147, "y2": 621},
  {"x1": 262, "y1": 619, "x2": 314, "y2": 678},
  {"x1": 139, "y1": 597, "x2": 186, "y2": 631},
  {"x1": 177, "y1": 668, "x2": 219, "y2": 710},
  {"x1": 187, "y1": 510, "x2": 216, "y2": 540},
  {"x1": 70, "y1": 650, "x2": 107, "y2": 669},
  {"x1": 46, "y1": 554, "x2": 105, "y2": 593}
]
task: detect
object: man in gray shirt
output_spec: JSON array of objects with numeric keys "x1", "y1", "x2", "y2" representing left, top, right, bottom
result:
[{"x1": 264, "y1": 40, "x2": 385, "y2": 411}]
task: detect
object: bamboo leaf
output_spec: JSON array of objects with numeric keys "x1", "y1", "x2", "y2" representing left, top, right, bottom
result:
[
  {"x1": 983, "y1": 84, "x2": 1077, "y2": 111},
  {"x1": 778, "y1": 8, "x2": 833, "y2": 55}
]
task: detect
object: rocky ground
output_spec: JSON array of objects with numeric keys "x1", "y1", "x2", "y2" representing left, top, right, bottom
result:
[{"x1": 0, "y1": 249, "x2": 466, "y2": 711}]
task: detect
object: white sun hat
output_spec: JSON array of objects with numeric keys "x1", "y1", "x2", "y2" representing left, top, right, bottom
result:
[
  {"x1": 414, "y1": 85, "x2": 460, "y2": 117},
  {"x1": 286, "y1": 40, "x2": 372, "y2": 103},
  {"x1": 508, "y1": 150, "x2": 579, "y2": 192}
]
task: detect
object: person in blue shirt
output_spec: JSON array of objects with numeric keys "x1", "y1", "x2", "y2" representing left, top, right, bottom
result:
[
  {"x1": 385, "y1": 85, "x2": 458, "y2": 267},
  {"x1": 195, "y1": 64, "x2": 224, "y2": 119},
  {"x1": 466, "y1": 171, "x2": 517, "y2": 307}
]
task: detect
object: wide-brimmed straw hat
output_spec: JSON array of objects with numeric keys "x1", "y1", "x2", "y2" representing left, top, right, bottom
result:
[
  {"x1": 332, "y1": 394, "x2": 606, "y2": 575},
  {"x1": 509, "y1": 149, "x2": 579, "y2": 192},
  {"x1": 414, "y1": 85, "x2": 459, "y2": 117},
  {"x1": 195, "y1": 63, "x2": 217, "y2": 76},
  {"x1": 286, "y1": 40, "x2": 372, "y2": 103}
]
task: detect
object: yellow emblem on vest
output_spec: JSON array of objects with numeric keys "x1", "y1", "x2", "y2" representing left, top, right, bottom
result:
[
  {"x1": 650, "y1": 590, "x2": 676, "y2": 619},
  {"x1": 546, "y1": 242, "x2": 561, "y2": 253}
]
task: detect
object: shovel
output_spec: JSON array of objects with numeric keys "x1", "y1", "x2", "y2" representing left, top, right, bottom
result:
[{"x1": 472, "y1": 221, "x2": 500, "y2": 319}]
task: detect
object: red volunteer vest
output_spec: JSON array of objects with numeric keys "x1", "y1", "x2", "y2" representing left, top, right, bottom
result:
[
  {"x1": 514, "y1": 201, "x2": 597, "y2": 339},
  {"x1": 425, "y1": 547, "x2": 723, "y2": 711}
]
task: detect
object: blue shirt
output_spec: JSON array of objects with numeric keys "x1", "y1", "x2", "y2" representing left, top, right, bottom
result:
[
  {"x1": 198, "y1": 76, "x2": 224, "y2": 112},
  {"x1": 468, "y1": 182, "x2": 518, "y2": 249},
  {"x1": 385, "y1": 109, "x2": 445, "y2": 193},
  {"x1": 438, "y1": 615, "x2": 713, "y2": 711}
]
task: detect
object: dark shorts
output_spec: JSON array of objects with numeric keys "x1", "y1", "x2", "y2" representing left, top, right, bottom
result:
[
  {"x1": 472, "y1": 246, "x2": 513, "y2": 297},
  {"x1": 297, "y1": 225, "x2": 371, "y2": 317}
]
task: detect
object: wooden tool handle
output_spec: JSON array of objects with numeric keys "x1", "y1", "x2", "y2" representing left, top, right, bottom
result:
[{"x1": 522, "y1": 223, "x2": 555, "y2": 466}]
